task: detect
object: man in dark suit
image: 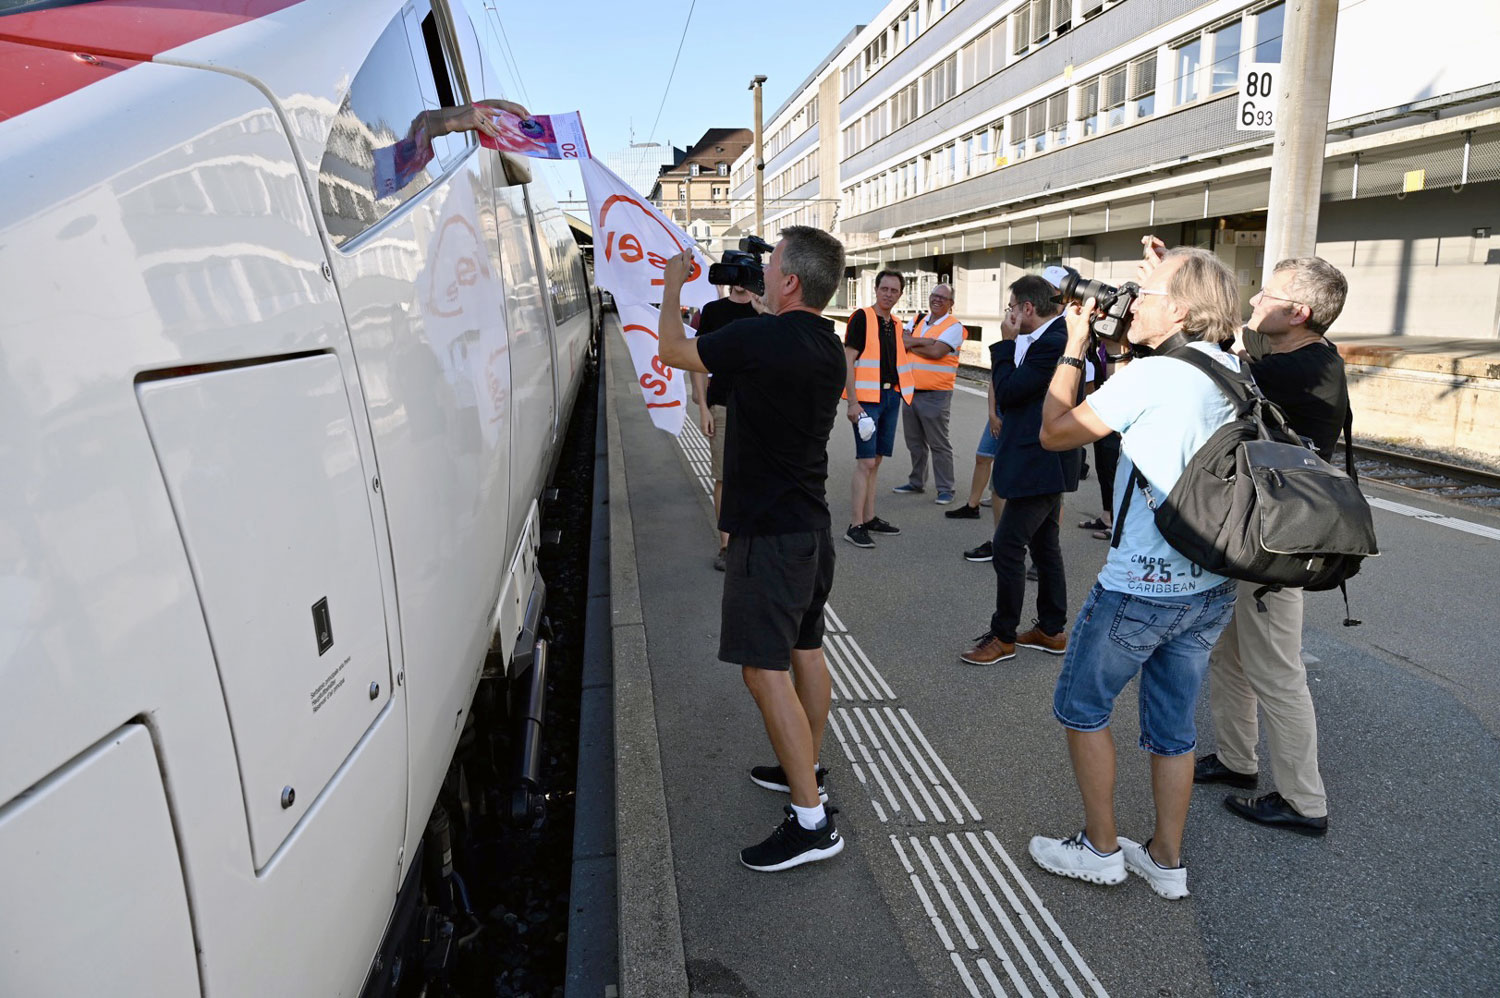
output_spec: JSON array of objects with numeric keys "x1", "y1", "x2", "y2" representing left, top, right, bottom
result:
[{"x1": 961, "y1": 275, "x2": 1082, "y2": 665}]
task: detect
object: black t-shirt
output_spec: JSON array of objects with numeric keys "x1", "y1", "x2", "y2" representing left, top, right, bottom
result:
[
  {"x1": 696, "y1": 310, "x2": 847, "y2": 536},
  {"x1": 696, "y1": 297, "x2": 759, "y2": 407},
  {"x1": 843, "y1": 309, "x2": 899, "y2": 388},
  {"x1": 1244, "y1": 329, "x2": 1349, "y2": 460}
]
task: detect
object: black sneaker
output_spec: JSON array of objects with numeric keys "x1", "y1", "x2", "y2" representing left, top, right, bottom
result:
[
  {"x1": 864, "y1": 516, "x2": 901, "y2": 535},
  {"x1": 750, "y1": 763, "x2": 829, "y2": 802},
  {"x1": 740, "y1": 806, "x2": 844, "y2": 872},
  {"x1": 945, "y1": 503, "x2": 981, "y2": 520},
  {"x1": 964, "y1": 541, "x2": 993, "y2": 562},
  {"x1": 844, "y1": 524, "x2": 875, "y2": 548}
]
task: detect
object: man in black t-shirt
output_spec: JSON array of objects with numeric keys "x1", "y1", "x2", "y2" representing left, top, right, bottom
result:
[
  {"x1": 1196, "y1": 254, "x2": 1351, "y2": 838},
  {"x1": 657, "y1": 226, "x2": 850, "y2": 872},
  {"x1": 690, "y1": 287, "x2": 759, "y2": 569}
]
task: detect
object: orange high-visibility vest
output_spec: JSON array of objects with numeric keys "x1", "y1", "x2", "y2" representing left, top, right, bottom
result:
[
  {"x1": 909, "y1": 312, "x2": 964, "y2": 391},
  {"x1": 843, "y1": 306, "x2": 914, "y2": 404}
]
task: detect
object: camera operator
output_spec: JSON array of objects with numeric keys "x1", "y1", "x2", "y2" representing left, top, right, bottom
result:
[
  {"x1": 1192, "y1": 250, "x2": 1351, "y2": 838},
  {"x1": 657, "y1": 227, "x2": 850, "y2": 872},
  {"x1": 1027, "y1": 247, "x2": 1244, "y2": 902},
  {"x1": 689, "y1": 284, "x2": 759, "y2": 571}
]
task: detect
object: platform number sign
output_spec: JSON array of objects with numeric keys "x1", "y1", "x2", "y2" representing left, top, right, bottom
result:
[{"x1": 1237, "y1": 62, "x2": 1278, "y2": 132}]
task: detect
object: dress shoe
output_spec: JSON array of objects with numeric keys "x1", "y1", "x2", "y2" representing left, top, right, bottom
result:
[
  {"x1": 1224, "y1": 792, "x2": 1328, "y2": 837},
  {"x1": 960, "y1": 633, "x2": 1015, "y2": 665},
  {"x1": 1016, "y1": 626, "x2": 1066, "y2": 654},
  {"x1": 1193, "y1": 753, "x2": 1258, "y2": 789}
]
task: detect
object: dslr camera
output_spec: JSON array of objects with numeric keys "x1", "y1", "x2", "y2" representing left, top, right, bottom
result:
[
  {"x1": 1053, "y1": 268, "x2": 1140, "y2": 342},
  {"x1": 708, "y1": 235, "x2": 775, "y2": 295}
]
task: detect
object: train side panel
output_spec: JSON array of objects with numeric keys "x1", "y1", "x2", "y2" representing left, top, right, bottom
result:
[{"x1": 0, "y1": 58, "x2": 409, "y2": 998}]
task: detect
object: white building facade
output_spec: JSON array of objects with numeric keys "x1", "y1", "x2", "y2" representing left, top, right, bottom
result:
[{"x1": 732, "y1": 0, "x2": 1500, "y2": 349}]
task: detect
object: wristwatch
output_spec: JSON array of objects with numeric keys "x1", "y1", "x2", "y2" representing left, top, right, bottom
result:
[{"x1": 1057, "y1": 356, "x2": 1086, "y2": 371}]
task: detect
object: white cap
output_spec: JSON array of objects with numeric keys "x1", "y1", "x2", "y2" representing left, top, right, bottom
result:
[{"x1": 1041, "y1": 265, "x2": 1071, "y2": 288}]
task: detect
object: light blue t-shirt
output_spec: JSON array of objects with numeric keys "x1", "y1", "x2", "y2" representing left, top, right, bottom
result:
[{"x1": 1088, "y1": 342, "x2": 1242, "y2": 596}]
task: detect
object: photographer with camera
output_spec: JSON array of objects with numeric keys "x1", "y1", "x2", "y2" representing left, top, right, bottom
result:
[
  {"x1": 842, "y1": 271, "x2": 914, "y2": 549},
  {"x1": 656, "y1": 227, "x2": 850, "y2": 872},
  {"x1": 689, "y1": 283, "x2": 759, "y2": 571},
  {"x1": 1026, "y1": 247, "x2": 1244, "y2": 902}
]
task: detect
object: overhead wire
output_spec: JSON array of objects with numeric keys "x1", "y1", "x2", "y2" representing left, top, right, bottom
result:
[
  {"x1": 482, "y1": 2, "x2": 534, "y2": 109},
  {"x1": 647, "y1": 0, "x2": 698, "y2": 143}
]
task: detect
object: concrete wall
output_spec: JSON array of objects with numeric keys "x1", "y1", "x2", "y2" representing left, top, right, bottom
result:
[{"x1": 1315, "y1": 186, "x2": 1500, "y2": 340}]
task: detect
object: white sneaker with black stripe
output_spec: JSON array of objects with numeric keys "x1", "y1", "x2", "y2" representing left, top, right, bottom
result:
[
  {"x1": 1119, "y1": 836, "x2": 1190, "y2": 899},
  {"x1": 749, "y1": 763, "x2": 829, "y2": 803},
  {"x1": 1028, "y1": 831, "x2": 1127, "y2": 886},
  {"x1": 740, "y1": 806, "x2": 844, "y2": 872}
]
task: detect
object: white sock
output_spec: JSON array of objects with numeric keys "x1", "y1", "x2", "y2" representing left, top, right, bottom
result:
[
  {"x1": 1082, "y1": 832, "x2": 1118, "y2": 856},
  {"x1": 791, "y1": 802, "x2": 826, "y2": 830}
]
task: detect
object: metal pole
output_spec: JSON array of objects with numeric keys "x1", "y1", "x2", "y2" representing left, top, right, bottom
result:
[
  {"x1": 1262, "y1": 0, "x2": 1340, "y2": 284},
  {"x1": 750, "y1": 74, "x2": 767, "y2": 236}
]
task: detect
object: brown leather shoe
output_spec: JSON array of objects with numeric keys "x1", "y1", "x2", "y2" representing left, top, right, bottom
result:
[
  {"x1": 1016, "y1": 627, "x2": 1067, "y2": 655},
  {"x1": 960, "y1": 634, "x2": 1016, "y2": 665}
]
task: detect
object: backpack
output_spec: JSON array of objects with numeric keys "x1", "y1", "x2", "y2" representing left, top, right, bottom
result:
[{"x1": 1112, "y1": 347, "x2": 1378, "y2": 622}]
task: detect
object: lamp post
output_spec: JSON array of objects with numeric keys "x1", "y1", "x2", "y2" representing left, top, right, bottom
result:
[{"x1": 750, "y1": 74, "x2": 767, "y2": 236}]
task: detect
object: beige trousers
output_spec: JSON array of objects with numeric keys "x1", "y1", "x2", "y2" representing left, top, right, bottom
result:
[{"x1": 1208, "y1": 582, "x2": 1328, "y2": 817}]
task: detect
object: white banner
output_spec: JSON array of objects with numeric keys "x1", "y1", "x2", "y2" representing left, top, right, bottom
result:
[
  {"x1": 616, "y1": 302, "x2": 691, "y2": 436},
  {"x1": 578, "y1": 157, "x2": 715, "y2": 311}
]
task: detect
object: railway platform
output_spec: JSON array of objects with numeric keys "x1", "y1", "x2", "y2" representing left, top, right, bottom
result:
[{"x1": 593, "y1": 319, "x2": 1500, "y2": 998}]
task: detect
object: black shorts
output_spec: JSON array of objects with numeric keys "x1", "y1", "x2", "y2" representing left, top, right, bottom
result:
[{"x1": 719, "y1": 528, "x2": 835, "y2": 670}]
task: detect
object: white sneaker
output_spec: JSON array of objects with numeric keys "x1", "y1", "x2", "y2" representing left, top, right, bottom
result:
[
  {"x1": 1119, "y1": 836, "x2": 1189, "y2": 900},
  {"x1": 1028, "y1": 832, "x2": 1126, "y2": 886}
]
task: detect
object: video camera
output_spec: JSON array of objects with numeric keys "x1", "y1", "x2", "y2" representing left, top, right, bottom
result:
[
  {"x1": 1053, "y1": 268, "x2": 1140, "y2": 343},
  {"x1": 708, "y1": 235, "x2": 775, "y2": 296}
]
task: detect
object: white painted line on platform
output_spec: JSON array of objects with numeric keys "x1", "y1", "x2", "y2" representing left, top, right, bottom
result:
[
  {"x1": 826, "y1": 639, "x2": 872, "y2": 700},
  {"x1": 964, "y1": 832, "x2": 1086, "y2": 998},
  {"x1": 829, "y1": 633, "x2": 889, "y2": 701},
  {"x1": 956, "y1": 384, "x2": 988, "y2": 398},
  {"x1": 868, "y1": 708, "x2": 948, "y2": 821},
  {"x1": 949, "y1": 834, "x2": 1063, "y2": 998},
  {"x1": 952, "y1": 953, "x2": 987, "y2": 998},
  {"x1": 932, "y1": 836, "x2": 1035, "y2": 998},
  {"x1": 842, "y1": 633, "x2": 899, "y2": 699},
  {"x1": 1366, "y1": 495, "x2": 1500, "y2": 540},
  {"x1": 853, "y1": 708, "x2": 927, "y2": 821},
  {"x1": 900, "y1": 708, "x2": 984, "y2": 821},
  {"x1": 824, "y1": 603, "x2": 847, "y2": 632},
  {"x1": 983, "y1": 832, "x2": 1110, "y2": 998},
  {"x1": 912, "y1": 838, "x2": 979, "y2": 951}
]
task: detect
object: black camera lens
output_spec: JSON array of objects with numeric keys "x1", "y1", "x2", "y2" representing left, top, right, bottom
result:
[{"x1": 1059, "y1": 272, "x2": 1119, "y2": 304}]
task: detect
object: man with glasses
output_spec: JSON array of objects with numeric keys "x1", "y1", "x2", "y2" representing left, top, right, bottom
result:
[
  {"x1": 891, "y1": 283, "x2": 967, "y2": 505},
  {"x1": 1195, "y1": 255, "x2": 1351, "y2": 838}
]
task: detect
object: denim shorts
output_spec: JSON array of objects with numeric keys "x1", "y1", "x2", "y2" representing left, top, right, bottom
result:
[
  {"x1": 853, "y1": 388, "x2": 903, "y2": 459},
  {"x1": 1052, "y1": 580, "x2": 1238, "y2": 756},
  {"x1": 975, "y1": 420, "x2": 1000, "y2": 459}
]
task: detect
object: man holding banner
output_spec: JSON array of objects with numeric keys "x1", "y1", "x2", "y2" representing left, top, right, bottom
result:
[{"x1": 656, "y1": 227, "x2": 850, "y2": 873}]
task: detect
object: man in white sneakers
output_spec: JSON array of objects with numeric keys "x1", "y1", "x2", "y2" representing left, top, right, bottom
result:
[{"x1": 1025, "y1": 247, "x2": 1245, "y2": 900}]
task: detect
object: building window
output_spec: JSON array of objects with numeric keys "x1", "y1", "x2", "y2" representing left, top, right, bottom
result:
[
  {"x1": 1080, "y1": 79, "x2": 1100, "y2": 136},
  {"x1": 1131, "y1": 53, "x2": 1157, "y2": 119},
  {"x1": 679, "y1": 185, "x2": 686, "y2": 200},
  {"x1": 1104, "y1": 65, "x2": 1128, "y2": 128},
  {"x1": 1013, "y1": 6, "x2": 1029, "y2": 55},
  {"x1": 1009, "y1": 109, "x2": 1028, "y2": 161},
  {"x1": 690, "y1": 163, "x2": 701, "y2": 176},
  {"x1": 1028, "y1": 99, "x2": 1047, "y2": 154},
  {"x1": 1173, "y1": 37, "x2": 1201, "y2": 106},
  {"x1": 716, "y1": 162, "x2": 728, "y2": 176},
  {"x1": 1030, "y1": 0, "x2": 1051, "y2": 44},
  {"x1": 1255, "y1": 2, "x2": 1285, "y2": 63},
  {"x1": 1210, "y1": 20, "x2": 1242, "y2": 93},
  {"x1": 1047, "y1": 91, "x2": 1069, "y2": 148}
]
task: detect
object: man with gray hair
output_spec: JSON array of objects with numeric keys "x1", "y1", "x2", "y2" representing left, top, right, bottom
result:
[
  {"x1": 1027, "y1": 246, "x2": 1245, "y2": 902},
  {"x1": 891, "y1": 283, "x2": 966, "y2": 504},
  {"x1": 657, "y1": 226, "x2": 850, "y2": 872},
  {"x1": 1194, "y1": 254, "x2": 1351, "y2": 838}
]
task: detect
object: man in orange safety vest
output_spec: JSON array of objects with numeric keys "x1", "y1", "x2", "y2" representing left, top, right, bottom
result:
[
  {"x1": 891, "y1": 283, "x2": 966, "y2": 506},
  {"x1": 842, "y1": 270, "x2": 914, "y2": 549}
]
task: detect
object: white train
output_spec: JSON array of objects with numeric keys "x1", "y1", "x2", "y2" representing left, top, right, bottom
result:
[{"x1": 0, "y1": 1, "x2": 595, "y2": 995}]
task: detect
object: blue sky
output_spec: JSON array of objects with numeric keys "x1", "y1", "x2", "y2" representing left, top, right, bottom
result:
[{"x1": 488, "y1": 0, "x2": 875, "y2": 202}]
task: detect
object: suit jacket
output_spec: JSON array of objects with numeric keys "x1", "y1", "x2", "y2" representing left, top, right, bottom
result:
[{"x1": 989, "y1": 316, "x2": 1084, "y2": 499}]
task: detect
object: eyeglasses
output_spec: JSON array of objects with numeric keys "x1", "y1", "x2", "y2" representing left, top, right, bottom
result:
[
  {"x1": 1251, "y1": 289, "x2": 1307, "y2": 309},
  {"x1": 930, "y1": 294, "x2": 953, "y2": 301},
  {"x1": 1135, "y1": 288, "x2": 1170, "y2": 299}
]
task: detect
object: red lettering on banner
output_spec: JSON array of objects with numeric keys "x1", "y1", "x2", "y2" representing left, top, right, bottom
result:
[
  {"x1": 646, "y1": 401, "x2": 683, "y2": 409},
  {"x1": 597, "y1": 193, "x2": 703, "y2": 282}
]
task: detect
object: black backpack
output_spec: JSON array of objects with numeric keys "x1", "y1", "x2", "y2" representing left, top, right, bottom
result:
[{"x1": 1112, "y1": 347, "x2": 1378, "y2": 621}]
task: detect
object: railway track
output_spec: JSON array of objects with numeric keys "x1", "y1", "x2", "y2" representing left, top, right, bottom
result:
[{"x1": 1345, "y1": 442, "x2": 1500, "y2": 510}]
